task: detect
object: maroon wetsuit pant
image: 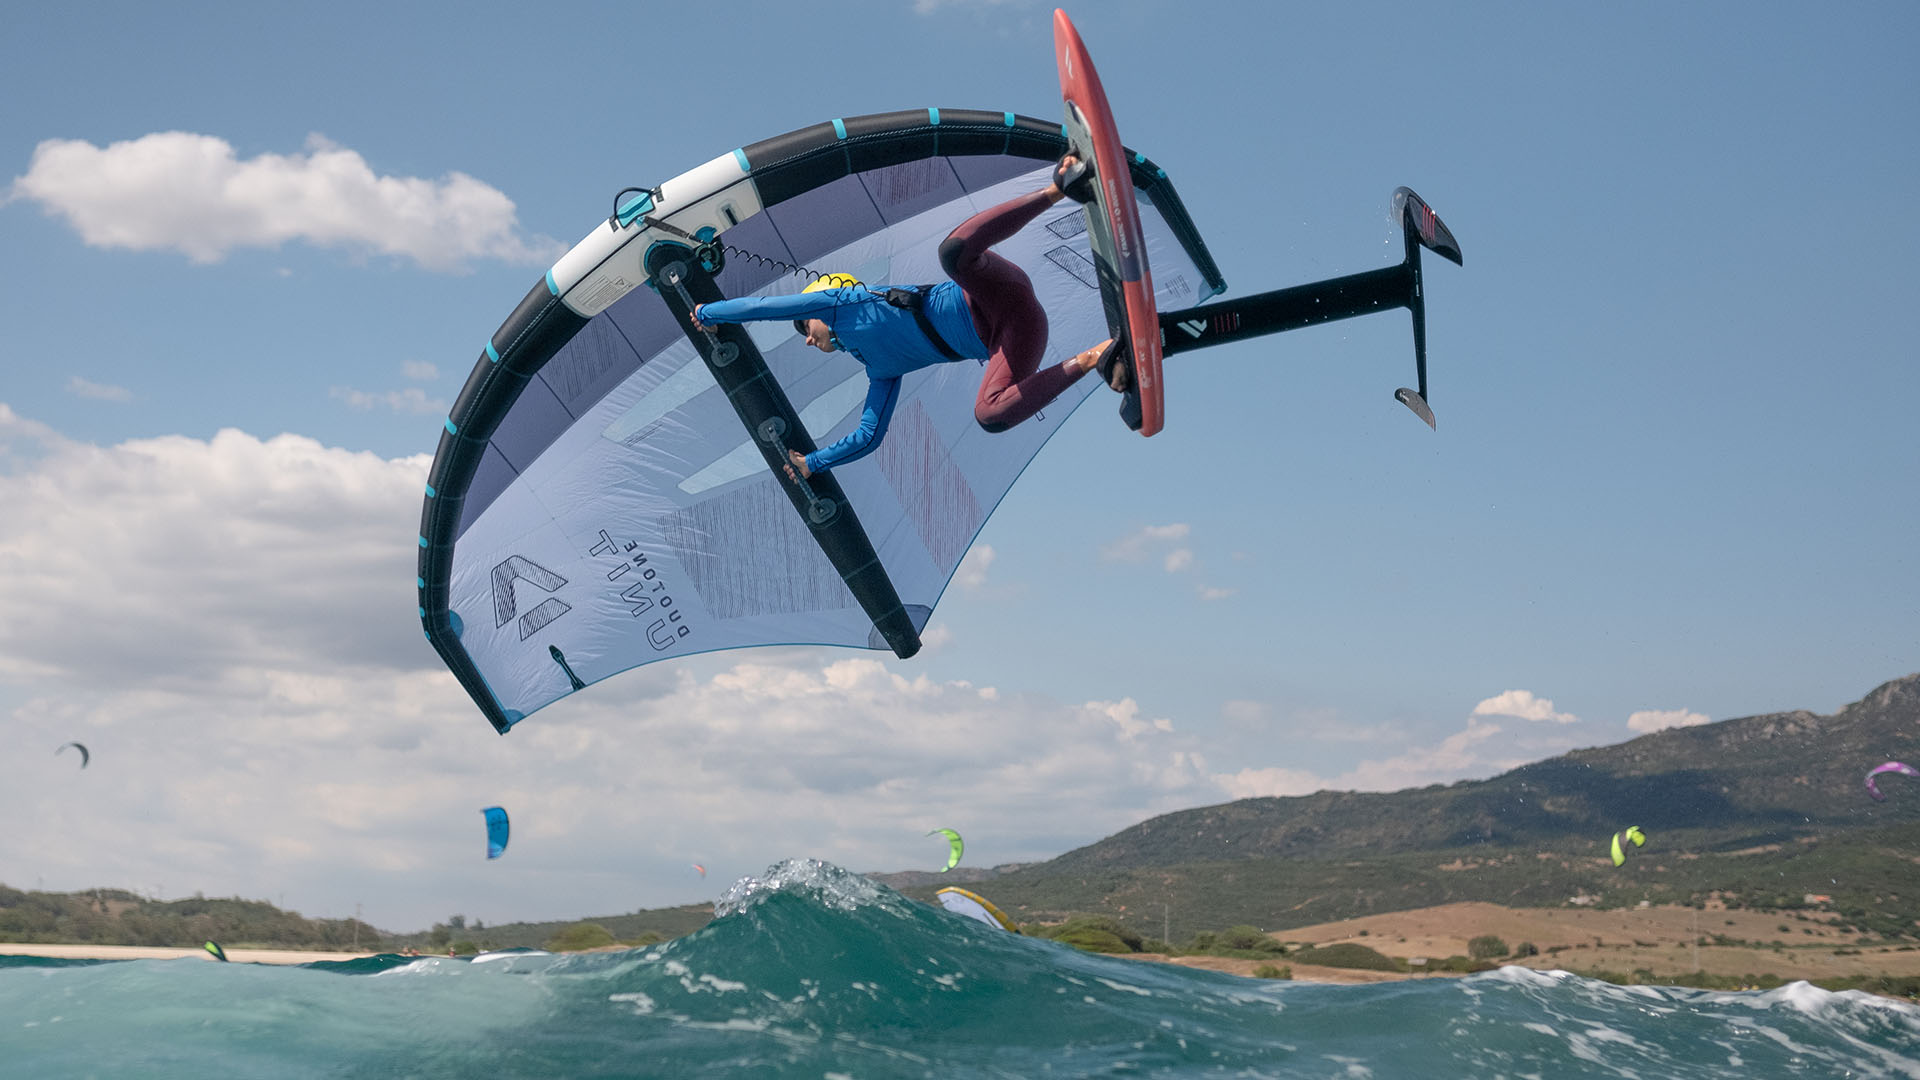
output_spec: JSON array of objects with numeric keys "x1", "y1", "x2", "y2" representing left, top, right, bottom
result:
[{"x1": 940, "y1": 188, "x2": 1088, "y2": 433}]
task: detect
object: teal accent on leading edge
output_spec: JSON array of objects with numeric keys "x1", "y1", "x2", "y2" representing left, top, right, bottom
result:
[
  {"x1": 832, "y1": 118, "x2": 847, "y2": 140},
  {"x1": 616, "y1": 191, "x2": 654, "y2": 227},
  {"x1": 733, "y1": 148, "x2": 749, "y2": 171},
  {"x1": 928, "y1": 108, "x2": 940, "y2": 125},
  {"x1": 418, "y1": 536, "x2": 429, "y2": 548},
  {"x1": 1004, "y1": 112, "x2": 1016, "y2": 126},
  {"x1": 484, "y1": 342, "x2": 499, "y2": 364},
  {"x1": 418, "y1": 607, "x2": 426, "y2": 618},
  {"x1": 545, "y1": 270, "x2": 559, "y2": 296},
  {"x1": 425, "y1": 483, "x2": 437, "y2": 498},
  {"x1": 417, "y1": 577, "x2": 426, "y2": 589},
  {"x1": 444, "y1": 418, "x2": 458, "y2": 435}
]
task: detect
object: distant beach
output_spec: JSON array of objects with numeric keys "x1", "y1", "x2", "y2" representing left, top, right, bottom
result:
[
  {"x1": 0, "y1": 943, "x2": 378, "y2": 965},
  {"x1": 10, "y1": 899, "x2": 1920, "y2": 988}
]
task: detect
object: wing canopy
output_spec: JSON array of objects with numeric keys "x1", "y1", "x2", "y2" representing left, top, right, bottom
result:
[{"x1": 419, "y1": 109, "x2": 1222, "y2": 732}]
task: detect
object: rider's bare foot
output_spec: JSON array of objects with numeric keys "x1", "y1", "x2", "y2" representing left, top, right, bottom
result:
[
  {"x1": 1091, "y1": 337, "x2": 1130, "y2": 392},
  {"x1": 1045, "y1": 155, "x2": 1081, "y2": 204},
  {"x1": 1050, "y1": 154, "x2": 1094, "y2": 204},
  {"x1": 1069, "y1": 338, "x2": 1113, "y2": 378}
]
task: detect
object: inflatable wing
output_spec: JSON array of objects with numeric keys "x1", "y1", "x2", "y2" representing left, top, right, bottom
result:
[
  {"x1": 936, "y1": 886, "x2": 1019, "y2": 932},
  {"x1": 417, "y1": 110, "x2": 1222, "y2": 732}
]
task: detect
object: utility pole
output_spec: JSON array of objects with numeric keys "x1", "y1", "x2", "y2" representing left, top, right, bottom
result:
[{"x1": 1692, "y1": 907, "x2": 1700, "y2": 973}]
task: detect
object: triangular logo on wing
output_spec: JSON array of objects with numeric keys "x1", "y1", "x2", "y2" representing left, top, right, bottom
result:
[{"x1": 491, "y1": 555, "x2": 571, "y2": 640}]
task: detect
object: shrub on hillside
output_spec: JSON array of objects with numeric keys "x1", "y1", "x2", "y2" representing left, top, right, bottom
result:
[
  {"x1": 1216, "y1": 925, "x2": 1285, "y2": 953},
  {"x1": 1468, "y1": 935, "x2": 1509, "y2": 960},
  {"x1": 1031, "y1": 915, "x2": 1146, "y2": 954},
  {"x1": 1288, "y1": 943, "x2": 1403, "y2": 972},
  {"x1": 545, "y1": 922, "x2": 615, "y2": 951},
  {"x1": 1052, "y1": 926, "x2": 1133, "y2": 953}
]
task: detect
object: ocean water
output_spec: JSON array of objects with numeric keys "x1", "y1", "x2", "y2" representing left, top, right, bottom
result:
[{"x1": 2, "y1": 861, "x2": 1916, "y2": 1079}]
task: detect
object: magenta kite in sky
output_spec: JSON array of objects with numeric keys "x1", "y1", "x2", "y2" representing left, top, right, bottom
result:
[{"x1": 1864, "y1": 761, "x2": 1917, "y2": 801}]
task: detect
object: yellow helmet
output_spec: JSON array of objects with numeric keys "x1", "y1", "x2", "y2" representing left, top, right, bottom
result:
[
  {"x1": 795, "y1": 274, "x2": 860, "y2": 336},
  {"x1": 802, "y1": 273, "x2": 861, "y2": 293}
]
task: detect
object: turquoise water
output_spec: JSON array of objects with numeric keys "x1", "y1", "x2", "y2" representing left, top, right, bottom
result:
[{"x1": 3, "y1": 860, "x2": 1916, "y2": 1078}]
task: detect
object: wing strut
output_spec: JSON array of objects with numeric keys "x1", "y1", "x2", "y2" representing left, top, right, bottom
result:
[
  {"x1": 1157, "y1": 187, "x2": 1462, "y2": 428},
  {"x1": 647, "y1": 246, "x2": 923, "y2": 661}
]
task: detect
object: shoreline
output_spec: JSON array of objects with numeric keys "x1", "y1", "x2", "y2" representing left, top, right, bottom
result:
[{"x1": 0, "y1": 942, "x2": 381, "y2": 965}]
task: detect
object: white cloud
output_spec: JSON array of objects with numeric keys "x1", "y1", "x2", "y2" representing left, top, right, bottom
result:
[
  {"x1": 0, "y1": 410, "x2": 1626, "y2": 935},
  {"x1": 1211, "y1": 764, "x2": 1331, "y2": 800},
  {"x1": 65, "y1": 375, "x2": 131, "y2": 401},
  {"x1": 0, "y1": 406, "x2": 431, "y2": 685},
  {"x1": 913, "y1": 0, "x2": 1029, "y2": 13},
  {"x1": 1472, "y1": 689, "x2": 1578, "y2": 724},
  {"x1": 0, "y1": 410, "x2": 1229, "y2": 929},
  {"x1": 956, "y1": 543, "x2": 995, "y2": 588},
  {"x1": 401, "y1": 361, "x2": 439, "y2": 382},
  {"x1": 1627, "y1": 708, "x2": 1710, "y2": 733},
  {"x1": 8, "y1": 132, "x2": 561, "y2": 270},
  {"x1": 330, "y1": 385, "x2": 448, "y2": 416},
  {"x1": 1221, "y1": 699, "x2": 1268, "y2": 725},
  {"x1": 1163, "y1": 548, "x2": 1193, "y2": 573},
  {"x1": 1102, "y1": 523, "x2": 1190, "y2": 564},
  {"x1": 1211, "y1": 711, "x2": 1583, "y2": 799}
]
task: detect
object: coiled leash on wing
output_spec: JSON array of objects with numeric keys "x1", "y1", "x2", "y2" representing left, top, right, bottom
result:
[
  {"x1": 621, "y1": 186, "x2": 901, "y2": 316},
  {"x1": 618, "y1": 184, "x2": 957, "y2": 508},
  {"x1": 632, "y1": 186, "x2": 964, "y2": 361}
]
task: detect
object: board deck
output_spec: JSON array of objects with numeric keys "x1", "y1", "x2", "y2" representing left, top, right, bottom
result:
[{"x1": 1054, "y1": 8, "x2": 1164, "y2": 436}]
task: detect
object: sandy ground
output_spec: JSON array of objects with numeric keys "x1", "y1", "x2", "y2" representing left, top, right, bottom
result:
[
  {"x1": 0, "y1": 943, "x2": 380, "y2": 965},
  {"x1": 1124, "y1": 901, "x2": 1920, "y2": 985}
]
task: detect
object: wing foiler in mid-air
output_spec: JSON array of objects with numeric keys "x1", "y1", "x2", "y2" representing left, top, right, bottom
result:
[
  {"x1": 56, "y1": 742, "x2": 88, "y2": 769},
  {"x1": 417, "y1": 108, "x2": 1222, "y2": 733},
  {"x1": 417, "y1": 22, "x2": 1462, "y2": 735}
]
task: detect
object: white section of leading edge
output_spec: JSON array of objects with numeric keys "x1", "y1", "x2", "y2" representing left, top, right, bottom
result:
[{"x1": 550, "y1": 150, "x2": 763, "y2": 319}]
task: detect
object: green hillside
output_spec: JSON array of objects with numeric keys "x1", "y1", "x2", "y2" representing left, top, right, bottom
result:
[{"x1": 1025, "y1": 675, "x2": 1919, "y2": 874}]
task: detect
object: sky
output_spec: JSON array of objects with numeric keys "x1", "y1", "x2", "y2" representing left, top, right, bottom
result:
[{"x1": 2, "y1": 0, "x2": 1915, "y2": 935}]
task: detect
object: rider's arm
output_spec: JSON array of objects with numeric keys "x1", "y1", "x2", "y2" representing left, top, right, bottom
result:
[{"x1": 805, "y1": 376, "x2": 901, "y2": 474}]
